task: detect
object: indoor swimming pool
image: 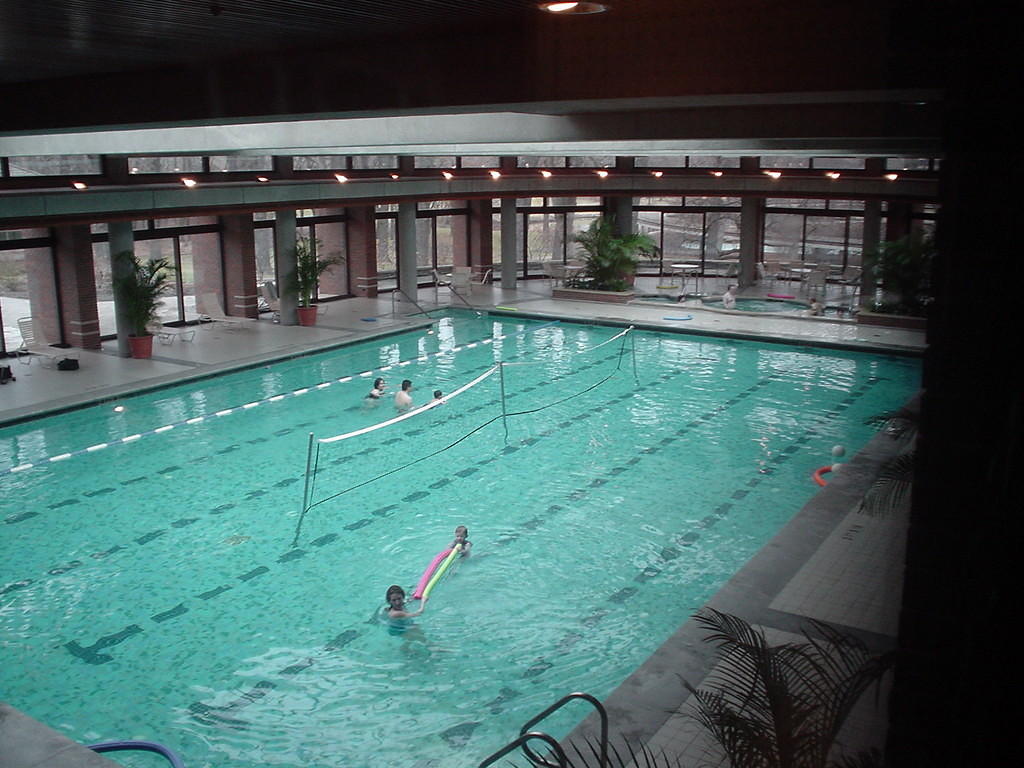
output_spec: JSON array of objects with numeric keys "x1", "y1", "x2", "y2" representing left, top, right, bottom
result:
[{"x1": 0, "y1": 312, "x2": 921, "y2": 768}]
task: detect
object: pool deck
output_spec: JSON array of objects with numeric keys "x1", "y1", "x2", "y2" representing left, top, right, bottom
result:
[{"x1": 0, "y1": 277, "x2": 924, "y2": 767}]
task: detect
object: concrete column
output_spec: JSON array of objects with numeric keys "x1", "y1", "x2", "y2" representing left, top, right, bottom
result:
[
  {"x1": 347, "y1": 206, "x2": 378, "y2": 298},
  {"x1": 53, "y1": 224, "x2": 101, "y2": 349},
  {"x1": 20, "y1": 229, "x2": 60, "y2": 348},
  {"x1": 885, "y1": 201, "x2": 913, "y2": 242},
  {"x1": 500, "y1": 197, "x2": 518, "y2": 289},
  {"x1": 275, "y1": 209, "x2": 298, "y2": 325},
  {"x1": 739, "y1": 196, "x2": 763, "y2": 289},
  {"x1": 451, "y1": 201, "x2": 470, "y2": 269},
  {"x1": 109, "y1": 220, "x2": 134, "y2": 357},
  {"x1": 221, "y1": 214, "x2": 258, "y2": 319},
  {"x1": 397, "y1": 201, "x2": 418, "y2": 300}
]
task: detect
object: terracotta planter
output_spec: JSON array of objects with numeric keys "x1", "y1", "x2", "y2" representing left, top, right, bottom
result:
[
  {"x1": 296, "y1": 305, "x2": 319, "y2": 326},
  {"x1": 552, "y1": 287, "x2": 635, "y2": 304},
  {"x1": 128, "y1": 334, "x2": 154, "y2": 359}
]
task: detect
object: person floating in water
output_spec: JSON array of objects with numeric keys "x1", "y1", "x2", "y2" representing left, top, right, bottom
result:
[
  {"x1": 809, "y1": 297, "x2": 823, "y2": 316},
  {"x1": 450, "y1": 525, "x2": 472, "y2": 557},
  {"x1": 365, "y1": 377, "x2": 386, "y2": 401},
  {"x1": 431, "y1": 389, "x2": 443, "y2": 403},
  {"x1": 395, "y1": 379, "x2": 414, "y2": 412},
  {"x1": 385, "y1": 584, "x2": 426, "y2": 619}
]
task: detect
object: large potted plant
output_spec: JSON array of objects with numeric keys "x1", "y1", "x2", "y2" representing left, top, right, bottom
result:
[
  {"x1": 861, "y1": 233, "x2": 934, "y2": 325},
  {"x1": 289, "y1": 237, "x2": 342, "y2": 326},
  {"x1": 113, "y1": 250, "x2": 174, "y2": 359},
  {"x1": 568, "y1": 216, "x2": 657, "y2": 296}
]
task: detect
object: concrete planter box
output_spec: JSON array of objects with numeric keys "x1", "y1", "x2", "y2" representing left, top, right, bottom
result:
[
  {"x1": 551, "y1": 287, "x2": 635, "y2": 304},
  {"x1": 856, "y1": 310, "x2": 927, "y2": 330}
]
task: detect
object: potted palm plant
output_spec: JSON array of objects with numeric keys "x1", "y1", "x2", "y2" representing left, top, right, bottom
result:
[
  {"x1": 113, "y1": 250, "x2": 174, "y2": 359},
  {"x1": 289, "y1": 237, "x2": 342, "y2": 326},
  {"x1": 567, "y1": 216, "x2": 657, "y2": 297}
]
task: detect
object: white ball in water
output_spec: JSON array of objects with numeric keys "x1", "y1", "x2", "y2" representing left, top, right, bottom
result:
[
  {"x1": 832, "y1": 463, "x2": 843, "y2": 473},
  {"x1": 831, "y1": 445, "x2": 845, "y2": 457}
]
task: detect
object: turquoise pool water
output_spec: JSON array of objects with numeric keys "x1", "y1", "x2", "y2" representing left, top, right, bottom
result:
[{"x1": 0, "y1": 313, "x2": 920, "y2": 768}]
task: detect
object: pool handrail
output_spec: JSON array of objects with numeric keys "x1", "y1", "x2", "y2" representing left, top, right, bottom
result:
[
  {"x1": 477, "y1": 731, "x2": 569, "y2": 768},
  {"x1": 518, "y1": 691, "x2": 608, "y2": 768},
  {"x1": 87, "y1": 739, "x2": 186, "y2": 768}
]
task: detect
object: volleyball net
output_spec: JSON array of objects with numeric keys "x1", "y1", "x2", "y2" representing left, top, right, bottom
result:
[{"x1": 290, "y1": 325, "x2": 637, "y2": 547}]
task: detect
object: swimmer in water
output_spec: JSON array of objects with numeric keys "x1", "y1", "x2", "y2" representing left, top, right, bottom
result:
[
  {"x1": 385, "y1": 584, "x2": 426, "y2": 619},
  {"x1": 450, "y1": 525, "x2": 472, "y2": 557},
  {"x1": 365, "y1": 377, "x2": 386, "y2": 402}
]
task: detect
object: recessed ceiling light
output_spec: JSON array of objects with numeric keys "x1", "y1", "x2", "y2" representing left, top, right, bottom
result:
[
  {"x1": 181, "y1": 177, "x2": 198, "y2": 188},
  {"x1": 256, "y1": 176, "x2": 269, "y2": 183},
  {"x1": 540, "y1": 170, "x2": 553, "y2": 178},
  {"x1": 334, "y1": 174, "x2": 348, "y2": 183},
  {"x1": 442, "y1": 171, "x2": 454, "y2": 180},
  {"x1": 651, "y1": 170, "x2": 663, "y2": 178},
  {"x1": 72, "y1": 181, "x2": 88, "y2": 190},
  {"x1": 595, "y1": 169, "x2": 609, "y2": 178},
  {"x1": 390, "y1": 173, "x2": 400, "y2": 180},
  {"x1": 885, "y1": 173, "x2": 899, "y2": 181},
  {"x1": 538, "y1": 2, "x2": 609, "y2": 14},
  {"x1": 763, "y1": 170, "x2": 781, "y2": 180},
  {"x1": 710, "y1": 170, "x2": 723, "y2": 177},
  {"x1": 826, "y1": 171, "x2": 841, "y2": 179},
  {"x1": 489, "y1": 170, "x2": 502, "y2": 180}
]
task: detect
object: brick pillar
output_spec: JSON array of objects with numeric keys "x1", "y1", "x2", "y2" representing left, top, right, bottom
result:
[
  {"x1": 312, "y1": 209, "x2": 348, "y2": 297},
  {"x1": 220, "y1": 214, "x2": 257, "y2": 318},
  {"x1": 451, "y1": 201, "x2": 469, "y2": 269},
  {"x1": 53, "y1": 224, "x2": 101, "y2": 349},
  {"x1": 468, "y1": 199, "x2": 493, "y2": 276},
  {"x1": 347, "y1": 205, "x2": 378, "y2": 297},
  {"x1": 23, "y1": 231, "x2": 61, "y2": 346},
  {"x1": 885, "y1": 201, "x2": 913, "y2": 242}
]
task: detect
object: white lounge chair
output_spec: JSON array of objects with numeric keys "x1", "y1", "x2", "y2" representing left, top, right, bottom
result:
[
  {"x1": 197, "y1": 293, "x2": 251, "y2": 330},
  {"x1": 260, "y1": 281, "x2": 281, "y2": 322},
  {"x1": 16, "y1": 317, "x2": 79, "y2": 367},
  {"x1": 146, "y1": 320, "x2": 196, "y2": 345}
]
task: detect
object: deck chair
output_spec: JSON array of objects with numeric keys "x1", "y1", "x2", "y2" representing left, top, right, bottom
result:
[
  {"x1": 16, "y1": 317, "x2": 78, "y2": 367},
  {"x1": 470, "y1": 267, "x2": 493, "y2": 294},
  {"x1": 260, "y1": 281, "x2": 281, "y2": 322},
  {"x1": 449, "y1": 266, "x2": 472, "y2": 295},
  {"x1": 197, "y1": 292, "x2": 247, "y2": 330},
  {"x1": 541, "y1": 261, "x2": 567, "y2": 286},
  {"x1": 146, "y1": 320, "x2": 196, "y2": 345},
  {"x1": 805, "y1": 269, "x2": 828, "y2": 294}
]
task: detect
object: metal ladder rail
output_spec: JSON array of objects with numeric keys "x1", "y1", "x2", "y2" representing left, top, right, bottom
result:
[
  {"x1": 391, "y1": 288, "x2": 436, "y2": 318},
  {"x1": 477, "y1": 732, "x2": 570, "y2": 768},
  {"x1": 518, "y1": 692, "x2": 608, "y2": 768},
  {"x1": 88, "y1": 740, "x2": 186, "y2": 768}
]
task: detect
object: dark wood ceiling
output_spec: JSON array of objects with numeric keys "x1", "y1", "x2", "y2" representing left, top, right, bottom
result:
[{"x1": 0, "y1": 0, "x2": 537, "y2": 85}]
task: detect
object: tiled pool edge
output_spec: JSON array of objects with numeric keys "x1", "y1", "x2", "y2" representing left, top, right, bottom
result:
[
  {"x1": 558, "y1": 394, "x2": 918, "y2": 758},
  {"x1": 0, "y1": 702, "x2": 119, "y2": 768}
]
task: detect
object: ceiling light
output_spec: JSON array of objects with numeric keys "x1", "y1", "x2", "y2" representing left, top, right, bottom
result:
[
  {"x1": 72, "y1": 181, "x2": 88, "y2": 190},
  {"x1": 764, "y1": 170, "x2": 781, "y2": 180},
  {"x1": 710, "y1": 170, "x2": 723, "y2": 177},
  {"x1": 256, "y1": 176, "x2": 269, "y2": 183},
  {"x1": 390, "y1": 173, "x2": 400, "y2": 180},
  {"x1": 181, "y1": 177, "x2": 197, "y2": 188},
  {"x1": 595, "y1": 169, "x2": 609, "y2": 178},
  {"x1": 334, "y1": 174, "x2": 348, "y2": 183},
  {"x1": 489, "y1": 170, "x2": 501, "y2": 180},
  {"x1": 538, "y1": 2, "x2": 610, "y2": 14},
  {"x1": 651, "y1": 170, "x2": 663, "y2": 178},
  {"x1": 885, "y1": 173, "x2": 899, "y2": 181},
  {"x1": 826, "y1": 171, "x2": 841, "y2": 179},
  {"x1": 540, "y1": 170, "x2": 553, "y2": 178},
  {"x1": 442, "y1": 171, "x2": 454, "y2": 180}
]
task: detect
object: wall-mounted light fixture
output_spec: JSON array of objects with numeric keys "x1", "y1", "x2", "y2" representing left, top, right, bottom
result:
[
  {"x1": 442, "y1": 171, "x2": 454, "y2": 180},
  {"x1": 256, "y1": 176, "x2": 269, "y2": 183},
  {"x1": 181, "y1": 178, "x2": 198, "y2": 188},
  {"x1": 595, "y1": 169, "x2": 609, "y2": 178},
  {"x1": 884, "y1": 173, "x2": 899, "y2": 181},
  {"x1": 334, "y1": 174, "x2": 349, "y2": 183},
  {"x1": 538, "y1": 2, "x2": 610, "y2": 14},
  {"x1": 489, "y1": 170, "x2": 502, "y2": 180},
  {"x1": 710, "y1": 170, "x2": 723, "y2": 177},
  {"x1": 826, "y1": 171, "x2": 841, "y2": 179},
  {"x1": 651, "y1": 171, "x2": 663, "y2": 178},
  {"x1": 72, "y1": 181, "x2": 88, "y2": 190},
  {"x1": 540, "y1": 170, "x2": 553, "y2": 178},
  {"x1": 390, "y1": 173, "x2": 400, "y2": 180},
  {"x1": 763, "y1": 170, "x2": 781, "y2": 180}
]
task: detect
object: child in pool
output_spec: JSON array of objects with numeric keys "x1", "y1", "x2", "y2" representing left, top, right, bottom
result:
[
  {"x1": 385, "y1": 584, "x2": 427, "y2": 619},
  {"x1": 365, "y1": 378, "x2": 386, "y2": 401},
  {"x1": 450, "y1": 525, "x2": 472, "y2": 557}
]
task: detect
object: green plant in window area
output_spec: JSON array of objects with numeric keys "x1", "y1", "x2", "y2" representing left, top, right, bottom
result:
[
  {"x1": 859, "y1": 406, "x2": 919, "y2": 518},
  {"x1": 865, "y1": 233, "x2": 935, "y2": 316},
  {"x1": 683, "y1": 608, "x2": 894, "y2": 768},
  {"x1": 112, "y1": 250, "x2": 174, "y2": 336},
  {"x1": 289, "y1": 237, "x2": 343, "y2": 307},
  {"x1": 570, "y1": 216, "x2": 658, "y2": 292}
]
